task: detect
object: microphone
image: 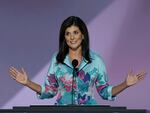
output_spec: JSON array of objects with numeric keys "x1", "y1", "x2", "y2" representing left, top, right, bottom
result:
[
  {"x1": 72, "y1": 59, "x2": 78, "y2": 69},
  {"x1": 71, "y1": 59, "x2": 78, "y2": 105}
]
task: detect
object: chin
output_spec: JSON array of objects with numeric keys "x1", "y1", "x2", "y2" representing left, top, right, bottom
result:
[{"x1": 70, "y1": 46, "x2": 81, "y2": 51}]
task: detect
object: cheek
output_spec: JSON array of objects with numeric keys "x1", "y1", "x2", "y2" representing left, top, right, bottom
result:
[
  {"x1": 77, "y1": 37, "x2": 83, "y2": 43},
  {"x1": 65, "y1": 37, "x2": 69, "y2": 42},
  {"x1": 65, "y1": 38, "x2": 70, "y2": 45},
  {"x1": 77, "y1": 35, "x2": 83, "y2": 41}
]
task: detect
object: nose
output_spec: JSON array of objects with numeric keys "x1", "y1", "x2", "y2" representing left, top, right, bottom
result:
[{"x1": 70, "y1": 34, "x2": 75, "y2": 40}]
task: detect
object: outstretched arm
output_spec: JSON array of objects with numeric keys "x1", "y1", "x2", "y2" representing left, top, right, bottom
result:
[
  {"x1": 9, "y1": 66, "x2": 41, "y2": 94},
  {"x1": 112, "y1": 70, "x2": 146, "y2": 97}
]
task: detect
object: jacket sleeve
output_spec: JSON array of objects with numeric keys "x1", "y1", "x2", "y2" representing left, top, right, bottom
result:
[
  {"x1": 38, "y1": 54, "x2": 59, "y2": 99},
  {"x1": 95, "y1": 55, "x2": 116, "y2": 101}
]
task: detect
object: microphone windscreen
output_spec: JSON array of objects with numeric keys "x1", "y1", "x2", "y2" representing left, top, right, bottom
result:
[{"x1": 72, "y1": 59, "x2": 78, "y2": 68}]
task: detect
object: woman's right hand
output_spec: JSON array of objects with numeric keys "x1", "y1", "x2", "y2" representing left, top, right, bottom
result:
[{"x1": 9, "y1": 66, "x2": 28, "y2": 85}]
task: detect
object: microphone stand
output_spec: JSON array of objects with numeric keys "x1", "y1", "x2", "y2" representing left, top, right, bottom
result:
[
  {"x1": 72, "y1": 67, "x2": 78, "y2": 105},
  {"x1": 71, "y1": 59, "x2": 78, "y2": 105}
]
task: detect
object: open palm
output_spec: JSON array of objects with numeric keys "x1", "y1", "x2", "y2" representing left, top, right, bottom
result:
[
  {"x1": 126, "y1": 70, "x2": 145, "y2": 86},
  {"x1": 9, "y1": 66, "x2": 28, "y2": 85}
]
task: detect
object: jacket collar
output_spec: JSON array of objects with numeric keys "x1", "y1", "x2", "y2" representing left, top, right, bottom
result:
[{"x1": 63, "y1": 54, "x2": 89, "y2": 71}]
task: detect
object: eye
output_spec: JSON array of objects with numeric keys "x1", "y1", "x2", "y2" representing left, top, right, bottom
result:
[
  {"x1": 74, "y1": 31, "x2": 79, "y2": 35},
  {"x1": 65, "y1": 32, "x2": 70, "y2": 36}
]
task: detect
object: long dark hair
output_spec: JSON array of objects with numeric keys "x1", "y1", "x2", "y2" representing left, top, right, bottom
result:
[{"x1": 56, "y1": 16, "x2": 91, "y2": 64}]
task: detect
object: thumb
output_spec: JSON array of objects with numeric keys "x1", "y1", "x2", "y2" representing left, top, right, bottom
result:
[
  {"x1": 128, "y1": 69, "x2": 133, "y2": 75},
  {"x1": 21, "y1": 68, "x2": 26, "y2": 75}
]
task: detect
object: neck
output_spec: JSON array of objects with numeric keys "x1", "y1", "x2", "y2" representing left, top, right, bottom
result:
[{"x1": 69, "y1": 47, "x2": 82, "y2": 60}]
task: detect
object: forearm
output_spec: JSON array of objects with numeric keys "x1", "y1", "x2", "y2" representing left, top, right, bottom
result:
[
  {"x1": 112, "y1": 81, "x2": 129, "y2": 97},
  {"x1": 25, "y1": 79, "x2": 41, "y2": 94}
]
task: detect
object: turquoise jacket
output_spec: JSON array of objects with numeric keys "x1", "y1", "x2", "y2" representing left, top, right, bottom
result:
[{"x1": 38, "y1": 50, "x2": 115, "y2": 105}]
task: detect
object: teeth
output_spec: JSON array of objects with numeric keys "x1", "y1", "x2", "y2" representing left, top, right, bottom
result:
[{"x1": 70, "y1": 42, "x2": 76, "y2": 44}]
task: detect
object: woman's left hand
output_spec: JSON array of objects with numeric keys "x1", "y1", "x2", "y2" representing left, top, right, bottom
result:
[{"x1": 126, "y1": 70, "x2": 146, "y2": 87}]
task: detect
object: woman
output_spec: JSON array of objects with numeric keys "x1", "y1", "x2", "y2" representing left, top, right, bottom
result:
[{"x1": 9, "y1": 16, "x2": 145, "y2": 105}]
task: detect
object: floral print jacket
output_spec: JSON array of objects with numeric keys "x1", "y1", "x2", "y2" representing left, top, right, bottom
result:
[{"x1": 38, "y1": 50, "x2": 115, "y2": 105}]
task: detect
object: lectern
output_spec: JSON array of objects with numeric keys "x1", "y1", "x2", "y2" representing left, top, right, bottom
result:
[{"x1": 0, "y1": 105, "x2": 147, "y2": 113}]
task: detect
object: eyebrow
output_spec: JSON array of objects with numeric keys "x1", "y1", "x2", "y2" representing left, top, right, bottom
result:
[{"x1": 65, "y1": 29, "x2": 80, "y2": 32}]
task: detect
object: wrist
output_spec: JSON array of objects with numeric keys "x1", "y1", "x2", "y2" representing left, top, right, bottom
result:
[
  {"x1": 124, "y1": 80, "x2": 129, "y2": 88},
  {"x1": 25, "y1": 79, "x2": 30, "y2": 87}
]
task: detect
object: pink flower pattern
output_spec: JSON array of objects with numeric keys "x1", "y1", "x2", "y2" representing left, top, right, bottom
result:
[
  {"x1": 60, "y1": 75, "x2": 77, "y2": 92},
  {"x1": 78, "y1": 70, "x2": 85, "y2": 80},
  {"x1": 96, "y1": 83, "x2": 109, "y2": 92}
]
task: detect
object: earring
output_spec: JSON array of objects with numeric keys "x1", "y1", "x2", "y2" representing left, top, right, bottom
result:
[{"x1": 82, "y1": 36, "x2": 84, "y2": 39}]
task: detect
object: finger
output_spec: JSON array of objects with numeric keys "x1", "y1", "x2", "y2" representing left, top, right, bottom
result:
[
  {"x1": 129, "y1": 69, "x2": 133, "y2": 74},
  {"x1": 10, "y1": 67, "x2": 22, "y2": 78},
  {"x1": 10, "y1": 74, "x2": 16, "y2": 80},
  {"x1": 128, "y1": 69, "x2": 133, "y2": 76},
  {"x1": 139, "y1": 70, "x2": 147, "y2": 75},
  {"x1": 142, "y1": 72, "x2": 147, "y2": 76},
  {"x1": 138, "y1": 74, "x2": 145, "y2": 80},
  {"x1": 138, "y1": 76, "x2": 144, "y2": 81},
  {"x1": 9, "y1": 69, "x2": 17, "y2": 75},
  {"x1": 21, "y1": 68, "x2": 26, "y2": 74},
  {"x1": 136, "y1": 72, "x2": 146, "y2": 78},
  {"x1": 135, "y1": 74, "x2": 145, "y2": 82},
  {"x1": 135, "y1": 75, "x2": 143, "y2": 81},
  {"x1": 9, "y1": 71, "x2": 17, "y2": 79},
  {"x1": 9, "y1": 66, "x2": 20, "y2": 74},
  {"x1": 9, "y1": 68, "x2": 18, "y2": 77},
  {"x1": 9, "y1": 69, "x2": 18, "y2": 77},
  {"x1": 9, "y1": 66, "x2": 17, "y2": 72}
]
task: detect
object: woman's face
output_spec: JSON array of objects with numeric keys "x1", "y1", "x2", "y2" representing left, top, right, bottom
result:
[{"x1": 65, "y1": 25, "x2": 84, "y2": 51}]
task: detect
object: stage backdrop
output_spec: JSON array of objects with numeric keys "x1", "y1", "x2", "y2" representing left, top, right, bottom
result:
[{"x1": 0, "y1": 0, "x2": 150, "y2": 110}]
